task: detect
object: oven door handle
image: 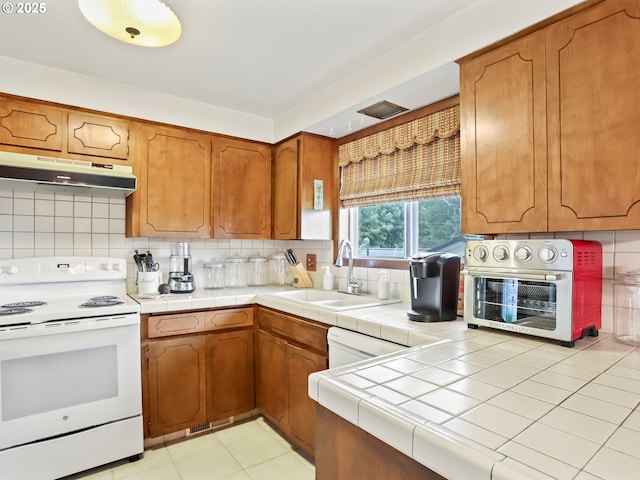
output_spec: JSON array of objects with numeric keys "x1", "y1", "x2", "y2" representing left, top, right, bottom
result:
[{"x1": 463, "y1": 270, "x2": 562, "y2": 282}]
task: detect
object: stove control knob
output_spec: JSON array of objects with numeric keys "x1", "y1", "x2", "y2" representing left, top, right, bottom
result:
[
  {"x1": 539, "y1": 246, "x2": 558, "y2": 263},
  {"x1": 6, "y1": 264, "x2": 18, "y2": 275},
  {"x1": 493, "y1": 246, "x2": 509, "y2": 262},
  {"x1": 515, "y1": 246, "x2": 532, "y2": 262},
  {"x1": 113, "y1": 263, "x2": 123, "y2": 272},
  {"x1": 473, "y1": 245, "x2": 489, "y2": 262},
  {"x1": 103, "y1": 263, "x2": 113, "y2": 271}
]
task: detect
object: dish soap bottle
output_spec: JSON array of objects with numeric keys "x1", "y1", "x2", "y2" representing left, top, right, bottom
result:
[
  {"x1": 322, "y1": 266, "x2": 333, "y2": 291},
  {"x1": 378, "y1": 270, "x2": 389, "y2": 300}
]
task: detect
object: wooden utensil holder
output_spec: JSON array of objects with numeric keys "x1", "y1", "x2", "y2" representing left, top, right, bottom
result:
[{"x1": 290, "y1": 264, "x2": 314, "y2": 288}]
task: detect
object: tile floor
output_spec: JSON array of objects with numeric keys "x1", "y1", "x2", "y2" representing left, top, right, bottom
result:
[{"x1": 64, "y1": 417, "x2": 315, "y2": 480}]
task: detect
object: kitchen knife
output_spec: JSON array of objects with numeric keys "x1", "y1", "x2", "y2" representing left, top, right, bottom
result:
[
  {"x1": 287, "y1": 249, "x2": 298, "y2": 265},
  {"x1": 285, "y1": 250, "x2": 296, "y2": 265}
]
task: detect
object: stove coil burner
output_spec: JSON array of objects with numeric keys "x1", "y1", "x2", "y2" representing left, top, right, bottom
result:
[
  {"x1": 89, "y1": 296, "x2": 120, "y2": 302},
  {"x1": 0, "y1": 307, "x2": 33, "y2": 316},
  {"x1": 2, "y1": 301, "x2": 47, "y2": 308},
  {"x1": 81, "y1": 296, "x2": 124, "y2": 308}
]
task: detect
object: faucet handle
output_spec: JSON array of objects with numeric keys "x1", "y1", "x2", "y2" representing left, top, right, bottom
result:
[{"x1": 346, "y1": 281, "x2": 362, "y2": 295}]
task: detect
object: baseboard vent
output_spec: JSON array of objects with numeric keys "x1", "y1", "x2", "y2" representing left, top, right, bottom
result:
[{"x1": 186, "y1": 417, "x2": 233, "y2": 436}]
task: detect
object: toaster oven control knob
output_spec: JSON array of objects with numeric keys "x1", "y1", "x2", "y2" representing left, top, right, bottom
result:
[
  {"x1": 493, "y1": 246, "x2": 509, "y2": 261},
  {"x1": 539, "y1": 246, "x2": 558, "y2": 263},
  {"x1": 473, "y1": 245, "x2": 489, "y2": 261},
  {"x1": 515, "y1": 246, "x2": 532, "y2": 262}
]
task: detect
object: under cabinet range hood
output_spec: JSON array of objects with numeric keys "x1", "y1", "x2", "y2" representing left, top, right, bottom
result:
[{"x1": 0, "y1": 151, "x2": 136, "y2": 195}]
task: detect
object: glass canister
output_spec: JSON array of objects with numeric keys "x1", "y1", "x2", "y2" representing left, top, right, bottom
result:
[
  {"x1": 613, "y1": 270, "x2": 640, "y2": 346},
  {"x1": 248, "y1": 252, "x2": 270, "y2": 286},
  {"x1": 224, "y1": 253, "x2": 247, "y2": 288},
  {"x1": 203, "y1": 260, "x2": 225, "y2": 290},
  {"x1": 270, "y1": 250, "x2": 289, "y2": 285}
]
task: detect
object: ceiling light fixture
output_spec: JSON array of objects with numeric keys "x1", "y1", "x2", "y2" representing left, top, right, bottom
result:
[{"x1": 78, "y1": 0, "x2": 182, "y2": 47}]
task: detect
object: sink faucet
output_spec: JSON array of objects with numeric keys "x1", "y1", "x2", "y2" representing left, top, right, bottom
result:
[{"x1": 334, "y1": 239, "x2": 361, "y2": 294}]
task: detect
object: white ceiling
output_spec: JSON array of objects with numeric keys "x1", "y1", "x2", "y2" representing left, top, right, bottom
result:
[{"x1": 0, "y1": 0, "x2": 585, "y2": 142}]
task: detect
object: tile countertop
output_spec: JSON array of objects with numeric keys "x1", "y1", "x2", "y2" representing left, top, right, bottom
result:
[{"x1": 130, "y1": 288, "x2": 640, "y2": 480}]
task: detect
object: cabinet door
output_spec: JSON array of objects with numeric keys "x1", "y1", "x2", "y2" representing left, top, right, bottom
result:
[
  {"x1": 67, "y1": 112, "x2": 129, "y2": 160},
  {"x1": 130, "y1": 123, "x2": 211, "y2": 237},
  {"x1": 460, "y1": 30, "x2": 547, "y2": 234},
  {"x1": 298, "y1": 133, "x2": 334, "y2": 240},
  {"x1": 0, "y1": 97, "x2": 63, "y2": 151},
  {"x1": 256, "y1": 329, "x2": 287, "y2": 429},
  {"x1": 546, "y1": 0, "x2": 640, "y2": 231},
  {"x1": 272, "y1": 133, "x2": 334, "y2": 240},
  {"x1": 286, "y1": 342, "x2": 327, "y2": 456},
  {"x1": 206, "y1": 329, "x2": 255, "y2": 421},
  {"x1": 147, "y1": 335, "x2": 206, "y2": 437},
  {"x1": 272, "y1": 138, "x2": 298, "y2": 239},
  {"x1": 212, "y1": 137, "x2": 271, "y2": 238}
]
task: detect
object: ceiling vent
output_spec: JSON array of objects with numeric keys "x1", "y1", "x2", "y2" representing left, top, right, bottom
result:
[{"x1": 357, "y1": 100, "x2": 408, "y2": 120}]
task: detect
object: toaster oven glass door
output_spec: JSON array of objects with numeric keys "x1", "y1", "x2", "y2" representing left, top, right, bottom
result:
[{"x1": 471, "y1": 275, "x2": 563, "y2": 331}]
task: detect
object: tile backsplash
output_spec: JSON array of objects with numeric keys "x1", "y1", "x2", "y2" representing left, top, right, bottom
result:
[
  {"x1": 2, "y1": 183, "x2": 639, "y2": 334},
  {"x1": 0, "y1": 183, "x2": 336, "y2": 293}
]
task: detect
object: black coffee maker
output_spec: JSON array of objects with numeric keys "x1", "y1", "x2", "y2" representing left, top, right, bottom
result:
[{"x1": 407, "y1": 252, "x2": 460, "y2": 322}]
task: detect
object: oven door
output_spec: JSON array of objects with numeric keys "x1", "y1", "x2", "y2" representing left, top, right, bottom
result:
[
  {"x1": 463, "y1": 269, "x2": 573, "y2": 341},
  {"x1": 0, "y1": 314, "x2": 141, "y2": 451}
]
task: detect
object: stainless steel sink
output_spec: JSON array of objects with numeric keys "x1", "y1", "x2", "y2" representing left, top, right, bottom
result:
[{"x1": 270, "y1": 289, "x2": 400, "y2": 311}]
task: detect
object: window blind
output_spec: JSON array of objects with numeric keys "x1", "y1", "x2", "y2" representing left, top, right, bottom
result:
[{"x1": 338, "y1": 104, "x2": 460, "y2": 207}]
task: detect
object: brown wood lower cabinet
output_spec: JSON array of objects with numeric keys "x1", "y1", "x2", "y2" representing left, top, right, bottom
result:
[
  {"x1": 256, "y1": 307, "x2": 329, "y2": 456},
  {"x1": 147, "y1": 335, "x2": 207, "y2": 437},
  {"x1": 142, "y1": 307, "x2": 255, "y2": 439},
  {"x1": 256, "y1": 329, "x2": 287, "y2": 426},
  {"x1": 316, "y1": 405, "x2": 445, "y2": 480},
  {"x1": 206, "y1": 329, "x2": 254, "y2": 421},
  {"x1": 142, "y1": 305, "x2": 328, "y2": 452}
]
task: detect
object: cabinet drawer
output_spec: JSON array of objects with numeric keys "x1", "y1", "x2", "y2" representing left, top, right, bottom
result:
[
  {"x1": 148, "y1": 312, "x2": 205, "y2": 338},
  {"x1": 258, "y1": 307, "x2": 328, "y2": 352},
  {"x1": 205, "y1": 307, "x2": 254, "y2": 331}
]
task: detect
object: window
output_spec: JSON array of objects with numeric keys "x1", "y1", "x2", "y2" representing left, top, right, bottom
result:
[{"x1": 346, "y1": 196, "x2": 479, "y2": 260}]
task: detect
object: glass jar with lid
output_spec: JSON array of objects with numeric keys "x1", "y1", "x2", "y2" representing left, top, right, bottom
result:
[
  {"x1": 203, "y1": 260, "x2": 225, "y2": 290},
  {"x1": 248, "y1": 252, "x2": 270, "y2": 286},
  {"x1": 224, "y1": 253, "x2": 248, "y2": 288},
  {"x1": 613, "y1": 269, "x2": 640, "y2": 346},
  {"x1": 270, "y1": 250, "x2": 289, "y2": 286}
]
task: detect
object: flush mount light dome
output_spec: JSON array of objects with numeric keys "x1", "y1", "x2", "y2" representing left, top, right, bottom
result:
[{"x1": 78, "y1": 0, "x2": 181, "y2": 47}]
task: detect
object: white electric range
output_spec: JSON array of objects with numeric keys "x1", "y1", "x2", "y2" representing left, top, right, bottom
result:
[{"x1": 0, "y1": 256, "x2": 143, "y2": 480}]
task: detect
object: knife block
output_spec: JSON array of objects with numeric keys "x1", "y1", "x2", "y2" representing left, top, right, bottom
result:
[{"x1": 290, "y1": 264, "x2": 314, "y2": 288}]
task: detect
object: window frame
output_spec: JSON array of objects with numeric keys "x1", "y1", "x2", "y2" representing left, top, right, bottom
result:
[{"x1": 344, "y1": 197, "x2": 469, "y2": 270}]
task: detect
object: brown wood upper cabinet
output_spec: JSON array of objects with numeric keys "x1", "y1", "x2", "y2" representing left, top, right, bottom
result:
[
  {"x1": 272, "y1": 133, "x2": 335, "y2": 240},
  {"x1": 127, "y1": 122, "x2": 211, "y2": 238},
  {"x1": 460, "y1": 31, "x2": 547, "y2": 234},
  {"x1": 211, "y1": 137, "x2": 272, "y2": 239},
  {"x1": 0, "y1": 94, "x2": 130, "y2": 162},
  {"x1": 459, "y1": 0, "x2": 640, "y2": 234},
  {"x1": 67, "y1": 112, "x2": 129, "y2": 160},
  {"x1": 0, "y1": 97, "x2": 64, "y2": 152}
]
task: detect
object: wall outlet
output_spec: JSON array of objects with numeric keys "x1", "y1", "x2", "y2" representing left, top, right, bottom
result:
[{"x1": 306, "y1": 254, "x2": 317, "y2": 272}]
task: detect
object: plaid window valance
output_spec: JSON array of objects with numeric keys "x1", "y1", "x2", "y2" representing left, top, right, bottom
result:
[{"x1": 338, "y1": 104, "x2": 460, "y2": 207}]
